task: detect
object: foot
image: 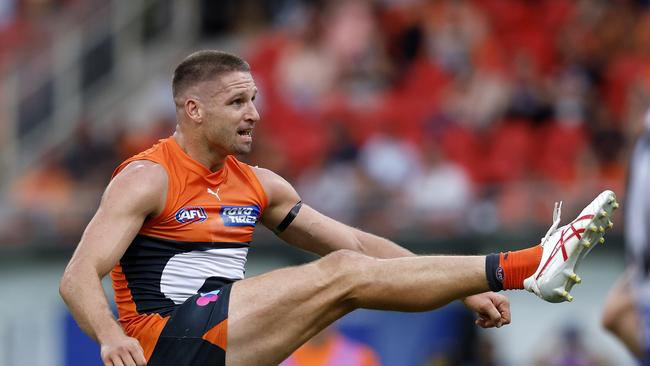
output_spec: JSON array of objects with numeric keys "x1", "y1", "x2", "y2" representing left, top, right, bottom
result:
[{"x1": 524, "y1": 190, "x2": 619, "y2": 303}]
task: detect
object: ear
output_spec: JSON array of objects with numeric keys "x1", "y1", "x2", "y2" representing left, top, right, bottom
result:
[{"x1": 185, "y1": 98, "x2": 202, "y2": 123}]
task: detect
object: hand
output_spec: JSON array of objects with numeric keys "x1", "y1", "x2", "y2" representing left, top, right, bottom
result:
[
  {"x1": 462, "y1": 292, "x2": 511, "y2": 329},
  {"x1": 100, "y1": 334, "x2": 147, "y2": 366}
]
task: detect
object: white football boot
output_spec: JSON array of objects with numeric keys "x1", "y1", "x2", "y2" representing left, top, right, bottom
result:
[{"x1": 524, "y1": 190, "x2": 618, "y2": 303}]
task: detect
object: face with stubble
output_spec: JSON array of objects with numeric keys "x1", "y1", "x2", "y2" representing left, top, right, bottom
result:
[{"x1": 192, "y1": 71, "x2": 260, "y2": 156}]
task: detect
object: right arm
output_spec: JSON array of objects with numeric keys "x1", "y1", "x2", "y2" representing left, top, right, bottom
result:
[{"x1": 59, "y1": 160, "x2": 167, "y2": 366}]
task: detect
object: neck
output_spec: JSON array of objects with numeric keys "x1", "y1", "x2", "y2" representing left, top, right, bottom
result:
[{"x1": 173, "y1": 128, "x2": 226, "y2": 172}]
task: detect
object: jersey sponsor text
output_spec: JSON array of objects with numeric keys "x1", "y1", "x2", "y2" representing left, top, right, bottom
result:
[{"x1": 220, "y1": 205, "x2": 260, "y2": 226}]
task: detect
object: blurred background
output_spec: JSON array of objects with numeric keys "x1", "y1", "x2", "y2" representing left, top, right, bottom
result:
[{"x1": 0, "y1": 0, "x2": 647, "y2": 364}]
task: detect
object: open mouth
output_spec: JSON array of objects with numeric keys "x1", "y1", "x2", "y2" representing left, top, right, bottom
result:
[{"x1": 237, "y1": 128, "x2": 253, "y2": 137}]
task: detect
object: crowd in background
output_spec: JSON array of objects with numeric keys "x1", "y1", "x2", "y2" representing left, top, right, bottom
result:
[
  {"x1": 2, "y1": 0, "x2": 650, "y2": 248},
  {"x1": 0, "y1": 0, "x2": 81, "y2": 70}
]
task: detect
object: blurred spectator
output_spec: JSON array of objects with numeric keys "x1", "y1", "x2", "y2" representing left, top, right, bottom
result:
[
  {"x1": 552, "y1": 65, "x2": 591, "y2": 127},
  {"x1": 116, "y1": 116, "x2": 176, "y2": 160},
  {"x1": 534, "y1": 324, "x2": 608, "y2": 366},
  {"x1": 280, "y1": 324, "x2": 380, "y2": 366},
  {"x1": 423, "y1": 0, "x2": 488, "y2": 76},
  {"x1": 63, "y1": 123, "x2": 120, "y2": 184},
  {"x1": 440, "y1": 61, "x2": 510, "y2": 130},
  {"x1": 297, "y1": 160, "x2": 363, "y2": 225},
  {"x1": 422, "y1": 301, "x2": 486, "y2": 366},
  {"x1": 401, "y1": 143, "x2": 472, "y2": 233},
  {"x1": 10, "y1": 149, "x2": 72, "y2": 216},
  {"x1": 322, "y1": 0, "x2": 391, "y2": 103},
  {"x1": 355, "y1": 130, "x2": 421, "y2": 234},
  {"x1": 274, "y1": 22, "x2": 338, "y2": 110},
  {"x1": 357, "y1": 131, "x2": 421, "y2": 191},
  {"x1": 296, "y1": 123, "x2": 362, "y2": 223},
  {"x1": 506, "y1": 52, "x2": 552, "y2": 125},
  {"x1": 8, "y1": 149, "x2": 74, "y2": 242}
]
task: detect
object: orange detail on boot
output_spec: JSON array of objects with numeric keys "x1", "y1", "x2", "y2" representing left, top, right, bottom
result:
[{"x1": 499, "y1": 245, "x2": 543, "y2": 290}]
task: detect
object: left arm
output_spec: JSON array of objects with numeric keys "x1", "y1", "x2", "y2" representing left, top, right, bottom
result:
[
  {"x1": 280, "y1": 205, "x2": 414, "y2": 258},
  {"x1": 254, "y1": 166, "x2": 411, "y2": 258},
  {"x1": 254, "y1": 167, "x2": 510, "y2": 328}
]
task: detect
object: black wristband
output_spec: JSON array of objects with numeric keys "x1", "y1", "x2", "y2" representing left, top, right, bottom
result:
[{"x1": 485, "y1": 253, "x2": 504, "y2": 292}]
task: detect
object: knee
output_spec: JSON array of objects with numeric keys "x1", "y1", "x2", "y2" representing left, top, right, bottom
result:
[
  {"x1": 317, "y1": 250, "x2": 374, "y2": 293},
  {"x1": 319, "y1": 249, "x2": 372, "y2": 277}
]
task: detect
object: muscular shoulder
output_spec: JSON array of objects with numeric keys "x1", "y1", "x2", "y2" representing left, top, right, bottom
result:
[
  {"x1": 105, "y1": 160, "x2": 168, "y2": 217},
  {"x1": 251, "y1": 167, "x2": 299, "y2": 205},
  {"x1": 250, "y1": 166, "x2": 301, "y2": 225}
]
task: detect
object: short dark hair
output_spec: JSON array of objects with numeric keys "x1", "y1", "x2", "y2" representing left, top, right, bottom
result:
[{"x1": 172, "y1": 50, "x2": 250, "y2": 99}]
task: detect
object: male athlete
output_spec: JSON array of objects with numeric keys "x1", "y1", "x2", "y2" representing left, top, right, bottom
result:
[{"x1": 59, "y1": 50, "x2": 619, "y2": 366}]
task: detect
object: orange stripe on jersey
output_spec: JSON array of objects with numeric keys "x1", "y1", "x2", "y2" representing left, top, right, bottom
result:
[
  {"x1": 124, "y1": 314, "x2": 168, "y2": 361},
  {"x1": 111, "y1": 263, "x2": 139, "y2": 324},
  {"x1": 202, "y1": 319, "x2": 228, "y2": 350},
  {"x1": 111, "y1": 264, "x2": 168, "y2": 361}
]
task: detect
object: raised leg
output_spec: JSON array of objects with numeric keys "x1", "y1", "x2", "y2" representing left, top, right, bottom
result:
[{"x1": 226, "y1": 250, "x2": 488, "y2": 366}]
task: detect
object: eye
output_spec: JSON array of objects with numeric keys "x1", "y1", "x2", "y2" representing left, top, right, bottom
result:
[{"x1": 230, "y1": 98, "x2": 244, "y2": 106}]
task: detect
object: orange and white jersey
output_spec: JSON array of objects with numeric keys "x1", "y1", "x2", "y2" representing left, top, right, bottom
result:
[{"x1": 109, "y1": 136, "x2": 267, "y2": 358}]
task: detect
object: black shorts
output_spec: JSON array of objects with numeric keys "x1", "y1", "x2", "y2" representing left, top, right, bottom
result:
[{"x1": 148, "y1": 283, "x2": 233, "y2": 366}]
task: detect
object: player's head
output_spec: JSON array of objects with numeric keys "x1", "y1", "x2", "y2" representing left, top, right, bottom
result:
[{"x1": 173, "y1": 50, "x2": 259, "y2": 156}]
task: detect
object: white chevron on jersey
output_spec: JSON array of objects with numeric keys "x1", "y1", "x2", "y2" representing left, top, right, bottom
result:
[{"x1": 160, "y1": 247, "x2": 248, "y2": 304}]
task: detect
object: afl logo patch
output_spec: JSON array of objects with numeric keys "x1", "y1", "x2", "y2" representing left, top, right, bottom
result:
[
  {"x1": 496, "y1": 267, "x2": 504, "y2": 282},
  {"x1": 220, "y1": 205, "x2": 260, "y2": 227},
  {"x1": 175, "y1": 206, "x2": 208, "y2": 224}
]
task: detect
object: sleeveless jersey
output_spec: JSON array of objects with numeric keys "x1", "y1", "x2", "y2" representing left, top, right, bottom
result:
[{"x1": 109, "y1": 136, "x2": 267, "y2": 359}]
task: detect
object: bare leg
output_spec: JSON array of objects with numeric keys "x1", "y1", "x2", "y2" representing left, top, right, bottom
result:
[
  {"x1": 226, "y1": 250, "x2": 488, "y2": 366},
  {"x1": 602, "y1": 271, "x2": 644, "y2": 358}
]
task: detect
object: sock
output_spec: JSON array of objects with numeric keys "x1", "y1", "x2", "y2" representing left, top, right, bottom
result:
[{"x1": 485, "y1": 245, "x2": 543, "y2": 291}]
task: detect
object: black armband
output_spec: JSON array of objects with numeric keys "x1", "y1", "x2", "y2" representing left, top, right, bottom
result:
[{"x1": 274, "y1": 201, "x2": 303, "y2": 233}]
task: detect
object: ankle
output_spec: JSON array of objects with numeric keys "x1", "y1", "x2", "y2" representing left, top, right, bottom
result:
[{"x1": 485, "y1": 245, "x2": 543, "y2": 291}]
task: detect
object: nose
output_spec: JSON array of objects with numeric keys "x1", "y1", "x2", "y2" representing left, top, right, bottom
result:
[{"x1": 245, "y1": 102, "x2": 260, "y2": 123}]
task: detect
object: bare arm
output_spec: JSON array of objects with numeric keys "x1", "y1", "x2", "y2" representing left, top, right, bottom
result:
[
  {"x1": 254, "y1": 167, "x2": 413, "y2": 258},
  {"x1": 59, "y1": 161, "x2": 167, "y2": 365},
  {"x1": 254, "y1": 167, "x2": 510, "y2": 328}
]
